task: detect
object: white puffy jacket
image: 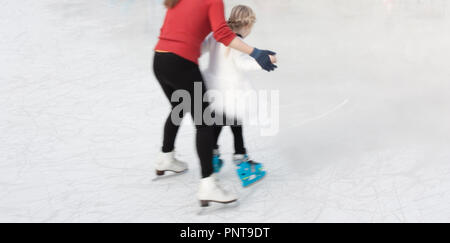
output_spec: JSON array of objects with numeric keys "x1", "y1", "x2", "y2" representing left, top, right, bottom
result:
[{"x1": 201, "y1": 34, "x2": 262, "y2": 121}]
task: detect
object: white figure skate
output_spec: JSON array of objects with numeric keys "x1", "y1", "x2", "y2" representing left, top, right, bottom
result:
[
  {"x1": 197, "y1": 175, "x2": 238, "y2": 207},
  {"x1": 155, "y1": 152, "x2": 188, "y2": 176}
]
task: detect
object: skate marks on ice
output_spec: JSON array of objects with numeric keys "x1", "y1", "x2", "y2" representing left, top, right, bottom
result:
[{"x1": 285, "y1": 99, "x2": 350, "y2": 129}]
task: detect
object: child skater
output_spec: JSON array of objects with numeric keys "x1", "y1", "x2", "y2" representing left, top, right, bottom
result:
[{"x1": 201, "y1": 5, "x2": 276, "y2": 187}]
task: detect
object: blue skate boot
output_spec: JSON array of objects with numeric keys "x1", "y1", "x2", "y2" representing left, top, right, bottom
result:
[
  {"x1": 212, "y1": 149, "x2": 224, "y2": 173},
  {"x1": 234, "y1": 154, "x2": 266, "y2": 187}
]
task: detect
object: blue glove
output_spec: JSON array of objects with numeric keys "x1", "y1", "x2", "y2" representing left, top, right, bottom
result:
[{"x1": 250, "y1": 48, "x2": 278, "y2": 72}]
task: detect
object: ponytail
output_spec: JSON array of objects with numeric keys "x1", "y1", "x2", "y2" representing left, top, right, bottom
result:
[
  {"x1": 164, "y1": 0, "x2": 180, "y2": 8},
  {"x1": 227, "y1": 5, "x2": 256, "y2": 31}
]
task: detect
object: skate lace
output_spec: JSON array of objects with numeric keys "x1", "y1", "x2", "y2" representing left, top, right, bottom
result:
[
  {"x1": 248, "y1": 161, "x2": 257, "y2": 173},
  {"x1": 244, "y1": 160, "x2": 261, "y2": 174}
]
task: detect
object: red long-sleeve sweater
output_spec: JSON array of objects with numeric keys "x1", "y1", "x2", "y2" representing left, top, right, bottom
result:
[{"x1": 155, "y1": 0, "x2": 237, "y2": 64}]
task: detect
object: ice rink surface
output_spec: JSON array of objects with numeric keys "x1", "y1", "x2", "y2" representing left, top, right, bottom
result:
[{"x1": 1, "y1": 0, "x2": 450, "y2": 222}]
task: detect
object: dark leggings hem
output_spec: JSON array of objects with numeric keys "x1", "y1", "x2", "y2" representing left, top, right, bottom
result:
[{"x1": 213, "y1": 125, "x2": 247, "y2": 156}]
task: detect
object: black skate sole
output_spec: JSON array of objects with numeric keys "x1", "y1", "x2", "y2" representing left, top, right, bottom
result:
[
  {"x1": 152, "y1": 169, "x2": 188, "y2": 182},
  {"x1": 200, "y1": 199, "x2": 238, "y2": 207}
]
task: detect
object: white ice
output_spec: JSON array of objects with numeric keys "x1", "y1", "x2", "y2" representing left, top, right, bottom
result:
[{"x1": 1, "y1": 0, "x2": 450, "y2": 222}]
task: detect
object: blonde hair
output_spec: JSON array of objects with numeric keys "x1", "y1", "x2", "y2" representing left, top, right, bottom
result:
[
  {"x1": 227, "y1": 5, "x2": 256, "y2": 31},
  {"x1": 164, "y1": 0, "x2": 180, "y2": 8}
]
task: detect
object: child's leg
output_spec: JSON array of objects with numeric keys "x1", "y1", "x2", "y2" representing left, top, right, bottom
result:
[
  {"x1": 230, "y1": 124, "x2": 266, "y2": 187},
  {"x1": 230, "y1": 125, "x2": 247, "y2": 155},
  {"x1": 212, "y1": 125, "x2": 224, "y2": 173},
  {"x1": 213, "y1": 125, "x2": 223, "y2": 150}
]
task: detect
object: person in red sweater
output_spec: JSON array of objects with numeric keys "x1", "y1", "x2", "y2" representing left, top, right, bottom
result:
[{"x1": 153, "y1": 0, "x2": 277, "y2": 207}]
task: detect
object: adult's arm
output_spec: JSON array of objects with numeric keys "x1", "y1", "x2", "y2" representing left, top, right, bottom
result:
[
  {"x1": 229, "y1": 36, "x2": 277, "y2": 72},
  {"x1": 208, "y1": 0, "x2": 237, "y2": 46},
  {"x1": 208, "y1": 0, "x2": 277, "y2": 71},
  {"x1": 228, "y1": 37, "x2": 254, "y2": 55}
]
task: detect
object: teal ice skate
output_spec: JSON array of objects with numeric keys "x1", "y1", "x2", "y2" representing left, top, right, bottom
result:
[
  {"x1": 212, "y1": 149, "x2": 224, "y2": 173},
  {"x1": 234, "y1": 154, "x2": 266, "y2": 187}
]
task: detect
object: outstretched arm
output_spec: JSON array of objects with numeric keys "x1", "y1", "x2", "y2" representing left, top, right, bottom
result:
[
  {"x1": 228, "y1": 37, "x2": 254, "y2": 55},
  {"x1": 208, "y1": 0, "x2": 277, "y2": 72},
  {"x1": 221, "y1": 36, "x2": 277, "y2": 72}
]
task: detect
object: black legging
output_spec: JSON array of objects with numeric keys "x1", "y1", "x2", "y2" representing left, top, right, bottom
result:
[
  {"x1": 153, "y1": 52, "x2": 215, "y2": 178},
  {"x1": 213, "y1": 125, "x2": 247, "y2": 155}
]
